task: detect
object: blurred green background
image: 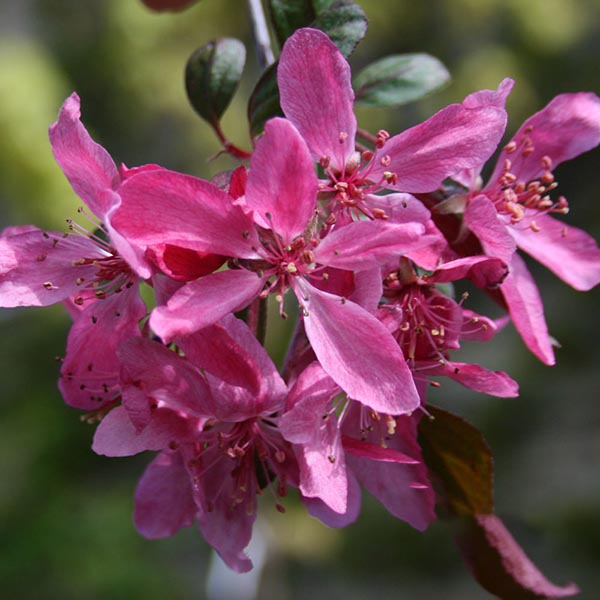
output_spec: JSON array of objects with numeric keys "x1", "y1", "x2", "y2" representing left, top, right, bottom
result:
[{"x1": 1, "y1": 0, "x2": 599, "y2": 598}]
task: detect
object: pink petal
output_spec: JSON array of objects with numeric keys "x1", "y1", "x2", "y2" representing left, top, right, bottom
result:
[
  {"x1": 314, "y1": 220, "x2": 426, "y2": 271},
  {"x1": 488, "y1": 92, "x2": 600, "y2": 185},
  {"x1": 59, "y1": 285, "x2": 146, "y2": 410},
  {"x1": 302, "y1": 471, "x2": 362, "y2": 528},
  {"x1": 145, "y1": 244, "x2": 225, "y2": 281},
  {"x1": 180, "y1": 315, "x2": 287, "y2": 415},
  {"x1": 92, "y1": 406, "x2": 196, "y2": 456},
  {"x1": 345, "y1": 413, "x2": 435, "y2": 531},
  {"x1": 280, "y1": 363, "x2": 348, "y2": 513},
  {"x1": 464, "y1": 195, "x2": 517, "y2": 263},
  {"x1": 449, "y1": 78, "x2": 515, "y2": 188},
  {"x1": 370, "y1": 88, "x2": 508, "y2": 193},
  {"x1": 245, "y1": 118, "x2": 318, "y2": 242},
  {"x1": 197, "y1": 486, "x2": 255, "y2": 573},
  {"x1": 278, "y1": 28, "x2": 357, "y2": 170},
  {"x1": 0, "y1": 227, "x2": 101, "y2": 307},
  {"x1": 428, "y1": 361, "x2": 519, "y2": 397},
  {"x1": 368, "y1": 193, "x2": 451, "y2": 270},
  {"x1": 112, "y1": 169, "x2": 261, "y2": 260},
  {"x1": 501, "y1": 253, "x2": 555, "y2": 365},
  {"x1": 509, "y1": 212, "x2": 600, "y2": 291},
  {"x1": 429, "y1": 255, "x2": 508, "y2": 288},
  {"x1": 149, "y1": 269, "x2": 267, "y2": 342},
  {"x1": 134, "y1": 451, "x2": 197, "y2": 539},
  {"x1": 118, "y1": 337, "x2": 215, "y2": 420},
  {"x1": 49, "y1": 93, "x2": 120, "y2": 219},
  {"x1": 295, "y1": 279, "x2": 419, "y2": 415},
  {"x1": 343, "y1": 436, "x2": 419, "y2": 464}
]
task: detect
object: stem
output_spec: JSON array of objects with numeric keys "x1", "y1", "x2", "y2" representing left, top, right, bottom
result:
[
  {"x1": 246, "y1": 0, "x2": 275, "y2": 72},
  {"x1": 247, "y1": 297, "x2": 269, "y2": 345}
]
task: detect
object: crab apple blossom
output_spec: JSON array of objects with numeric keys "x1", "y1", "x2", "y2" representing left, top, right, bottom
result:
[
  {"x1": 453, "y1": 91, "x2": 600, "y2": 364},
  {"x1": 112, "y1": 117, "x2": 440, "y2": 415},
  {"x1": 0, "y1": 93, "x2": 153, "y2": 409},
  {"x1": 93, "y1": 315, "x2": 300, "y2": 573},
  {"x1": 277, "y1": 28, "x2": 510, "y2": 224},
  {"x1": 279, "y1": 362, "x2": 436, "y2": 531},
  {"x1": 376, "y1": 256, "x2": 518, "y2": 399}
]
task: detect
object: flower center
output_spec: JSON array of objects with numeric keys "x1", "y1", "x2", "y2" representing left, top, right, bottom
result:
[
  {"x1": 485, "y1": 129, "x2": 569, "y2": 231},
  {"x1": 189, "y1": 419, "x2": 290, "y2": 514},
  {"x1": 318, "y1": 130, "x2": 398, "y2": 223}
]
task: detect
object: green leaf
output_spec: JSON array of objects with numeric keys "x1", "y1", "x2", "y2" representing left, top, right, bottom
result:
[
  {"x1": 354, "y1": 53, "x2": 450, "y2": 107},
  {"x1": 269, "y1": 0, "x2": 316, "y2": 47},
  {"x1": 312, "y1": 0, "x2": 367, "y2": 58},
  {"x1": 247, "y1": 62, "x2": 283, "y2": 138},
  {"x1": 185, "y1": 38, "x2": 246, "y2": 128},
  {"x1": 418, "y1": 405, "x2": 493, "y2": 516}
]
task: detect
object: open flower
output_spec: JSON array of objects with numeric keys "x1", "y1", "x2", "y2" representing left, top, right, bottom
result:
[
  {"x1": 112, "y1": 117, "x2": 438, "y2": 415},
  {"x1": 93, "y1": 315, "x2": 296, "y2": 572},
  {"x1": 0, "y1": 93, "x2": 150, "y2": 409},
  {"x1": 377, "y1": 256, "x2": 518, "y2": 399},
  {"x1": 279, "y1": 362, "x2": 436, "y2": 531},
  {"x1": 277, "y1": 28, "x2": 510, "y2": 224},
  {"x1": 458, "y1": 92, "x2": 600, "y2": 364}
]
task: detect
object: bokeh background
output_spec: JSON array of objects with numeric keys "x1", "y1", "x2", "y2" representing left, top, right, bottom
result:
[{"x1": 1, "y1": 0, "x2": 599, "y2": 598}]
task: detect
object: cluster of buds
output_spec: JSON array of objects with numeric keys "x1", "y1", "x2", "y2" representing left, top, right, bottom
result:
[{"x1": 1, "y1": 26, "x2": 599, "y2": 592}]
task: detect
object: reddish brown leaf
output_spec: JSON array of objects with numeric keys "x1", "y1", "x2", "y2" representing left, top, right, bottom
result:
[
  {"x1": 455, "y1": 515, "x2": 580, "y2": 599},
  {"x1": 418, "y1": 405, "x2": 494, "y2": 516}
]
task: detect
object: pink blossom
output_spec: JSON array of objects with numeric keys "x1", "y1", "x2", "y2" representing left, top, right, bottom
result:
[
  {"x1": 277, "y1": 28, "x2": 510, "y2": 224},
  {"x1": 0, "y1": 93, "x2": 151, "y2": 409},
  {"x1": 279, "y1": 362, "x2": 436, "y2": 531},
  {"x1": 376, "y1": 256, "x2": 518, "y2": 399},
  {"x1": 112, "y1": 117, "x2": 437, "y2": 415},
  {"x1": 93, "y1": 315, "x2": 297, "y2": 572},
  {"x1": 460, "y1": 92, "x2": 600, "y2": 364}
]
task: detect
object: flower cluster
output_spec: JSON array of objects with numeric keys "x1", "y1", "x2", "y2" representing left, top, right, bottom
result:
[{"x1": 2, "y1": 27, "x2": 599, "y2": 575}]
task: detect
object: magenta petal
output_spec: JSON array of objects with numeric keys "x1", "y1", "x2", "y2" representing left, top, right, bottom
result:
[
  {"x1": 501, "y1": 253, "x2": 555, "y2": 365},
  {"x1": 59, "y1": 285, "x2": 146, "y2": 410},
  {"x1": 149, "y1": 269, "x2": 267, "y2": 342},
  {"x1": 0, "y1": 227, "x2": 100, "y2": 307},
  {"x1": 314, "y1": 220, "x2": 427, "y2": 271},
  {"x1": 429, "y1": 361, "x2": 519, "y2": 398},
  {"x1": 345, "y1": 415, "x2": 435, "y2": 531},
  {"x1": 489, "y1": 92, "x2": 600, "y2": 185},
  {"x1": 92, "y1": 406, "x2": 195, "y2": 456},
  {"x1": 180, "y1": 314, "x2": 287, "y2": 413},
  {"x1": 245, "y1": 118, "x2": 317, "y2": 242},
  {"x1": 49, "y1": 93, "x2": 120, "y2": 220},
  {"x1": 278, "y1": 28, "x2": 357, "y2": 169},
  {"x1": 510, "y1": 212, "x2": 600, "y2": 291},
  {"x1": 371, "y1": 91, "x2": 508, "y2": 193},
  {"x1": 456, "y1": 514, "x2": 580, "y2": 599},
  {"x1": 112, "y1": 169, "x2": 261, "y2": 259},
  {"x1": 295, "y1": 280, "x2": 419, "y2": 414},
  {"x1": 280, "y1": 364, "x2": 348, "y2": 513},
  {"x1": 430, "y1": 255, "x2": 508, "y2": 289},
  {"x1": 303, "y1": 471, "x2": 362, "y2": 528},
  {"x1": 118, "y1": 337, "x2": 214, "y2": 418},
  {"x1": 465, "y1": 195, "x2": 517, "y2": 263},
  {"x1": 343, "y1": 436, "x2": 419, "y2": 464},
  {"x1": 134, "y1": 451, "x2": 197, "y2": 539},
  {"x1": 197, "y1": 493, "x2": 254, "y2": 573}
]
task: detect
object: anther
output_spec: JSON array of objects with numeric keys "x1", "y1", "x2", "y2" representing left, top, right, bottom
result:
[
  {"x1": 380, "y1": 155, "x2": 391, "y2": 167},
  {"x1": 338, "y1": 131, "x2": 348, "y2": 143},
  {"x1": 320, "y1": 155, "x2": 331, "y2": 169},
  {"x1": 43, "y1": 281, "x2": 54, "y2": 290},
  {"x1": 504, "y1": 141, "x2": 517, "y2": 153}
]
